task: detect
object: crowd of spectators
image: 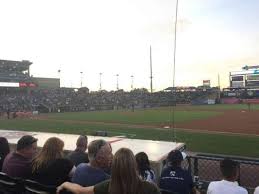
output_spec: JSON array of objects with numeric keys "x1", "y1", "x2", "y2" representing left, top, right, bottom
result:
[
  {"x1": 0, "y1": 87, "x2": 218, "y2": 114},
  {"x1": 1, "y1": 134, "x2": 255, "y2": 194}
]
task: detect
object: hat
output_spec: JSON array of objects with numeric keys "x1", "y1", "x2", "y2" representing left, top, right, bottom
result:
[
  {"x1": 167, "y1": 150, "x2": 187, "y2": 162},
  {"x1": 17, "y1": 135, "x2": 38, "y2": 151}
]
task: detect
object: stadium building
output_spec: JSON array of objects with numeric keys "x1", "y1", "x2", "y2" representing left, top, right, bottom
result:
[
  {"x1": 0, "y1": 59, "x2": 60, "y2": 89},
  {"x1": 0, "y1": 59, "x2": 61, "y2": 113}
]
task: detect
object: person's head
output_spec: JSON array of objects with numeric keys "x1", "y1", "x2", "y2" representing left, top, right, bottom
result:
[
  {"x1": 76, "y1": 135, "x2": 88, "y2": 152},
  {"x1": 32, "y1": 137, "x2": 64, "y2": 172},
  {"x1": 0, "y1": 137, "x2": 10, "y2": 157},
  {"x1": 220, "y1": 158, "x2": 239, "y2": 181},
  {"x1": 16, "y1": 135, "x2": 38, "y2": 159},
  {"x1": 167, "y1": 149, "x2": 187, "y2": 167},
  {"x1": 135, "y1": 152, "x2": 151, "y2": 176},
  {"x1": 109, "y1": 148, "x2": 140, "y2": 194},
  {"x1": 88, "y1": 139, "x2": 112, "y2": 169}
]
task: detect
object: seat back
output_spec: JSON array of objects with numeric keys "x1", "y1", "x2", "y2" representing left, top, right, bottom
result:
[
  {"x1": 0, "y1": 172, "x2": 23, "y2": 194},
  {"x1": 23, "y1": 180, "x2": 56, "y2": 194}
]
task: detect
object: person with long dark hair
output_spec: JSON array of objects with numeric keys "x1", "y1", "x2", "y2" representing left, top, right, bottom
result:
[
  {"x1": 0, "y1": 137, "x2": 10, "y2": 170},
  {"x1": 57, "y1": 148, "x2": 160, "y2": 194},
  {"x1": 135, "y1": 152, "x2": 156, "y2": 183}
]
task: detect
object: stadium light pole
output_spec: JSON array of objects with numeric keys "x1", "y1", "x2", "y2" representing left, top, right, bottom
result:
[
  {"x1": 131, "y1": 75, "x2": 134, "y2": 91},
  {"x1": 99, "y1": 73, "x2": 102, "y2": 90},
  {"x1": 218, "y1": 73, "x2": 221, "y2": 100},
  {"x1": 116, "y1": 74, "x2": 119, "y2": 90},
  {"x1": 171, "y1": 0, "x2": 179, "y2": 143},
  {"x1": 80, "y1": 71, "x2": 83, "y2": 88},
  {"x1": 58, "y1": 69, "x2": 61, "y2": 87},
  {"x1": 150, "y1": 46, "x2": 153, "y2": 93}
]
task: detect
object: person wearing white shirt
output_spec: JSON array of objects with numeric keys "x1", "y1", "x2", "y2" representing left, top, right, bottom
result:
[
  {"x1": 254, "y1": 186, "x2": 259, "y2": 194},
  {"x1": 207, "y1": 158, "x2": 247, "y2": 194}
]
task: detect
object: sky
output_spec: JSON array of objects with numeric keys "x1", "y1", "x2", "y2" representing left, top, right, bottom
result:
[{"x1": 0, "y1": 0, "x2": 259, "y2": 91}]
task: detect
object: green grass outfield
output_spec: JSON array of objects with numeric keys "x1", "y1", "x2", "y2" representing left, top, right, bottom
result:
[{"x1": 1, "y1": 104, "x2": 259, "y2": 158}]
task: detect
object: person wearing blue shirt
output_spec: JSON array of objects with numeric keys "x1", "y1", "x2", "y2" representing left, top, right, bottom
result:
[
  {"x1": 159, "y1": 150, "x2": 196, "y2": 194},
  {"x1": 72, "y1": 139, "x2": 112, "y2": 187}
]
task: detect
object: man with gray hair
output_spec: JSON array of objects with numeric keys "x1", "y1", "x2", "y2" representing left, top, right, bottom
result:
[
  {"x1": 71, "y1": 139, "x2": 112, "y2": 186},
  {"x1": 67, "y1": 135, "x2": 89, "y2": 166}
]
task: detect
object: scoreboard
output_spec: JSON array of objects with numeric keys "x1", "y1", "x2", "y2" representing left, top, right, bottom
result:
[{"x1": 230, "y1": 67, "x2": 259, "y2": 88}]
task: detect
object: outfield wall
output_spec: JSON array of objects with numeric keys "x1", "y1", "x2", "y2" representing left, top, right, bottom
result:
[{"x1": 221, "y1": 97, "x2": 240, "y2": 104}]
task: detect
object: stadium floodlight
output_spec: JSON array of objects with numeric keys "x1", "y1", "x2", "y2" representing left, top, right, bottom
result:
[
  {"x1": 131, "y1": 75, "x2": 134, "y2": 90},
  {"x1": 116, "y1": 74, "x2": 119, "y2": 90},
  {"x1": 80, "y1": 71, "x2": 83, "y2": 88},
  {"x1": 150, "y1": 46, "x2": 153, "y2": 93},
  {"x1": 99, "y1": 73, "x2": 102, "y2": 90},
  {"x1": 58, "y1": 69, "x2": 61, "y2": 87}
]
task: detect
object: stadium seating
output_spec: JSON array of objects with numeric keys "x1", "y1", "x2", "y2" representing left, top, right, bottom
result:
[
  {"x1": 23, "y1": 179, "x2": 56, "y2": 194},
  {"x1": 0, "y1": 175, "x2": 73, "y2": 194},
  {"x1": 0, "y1": 86, "x2": 219, "y2": 114},
  {"x1": 0, "y1": 172, "x2": 23, "y2": 194}
]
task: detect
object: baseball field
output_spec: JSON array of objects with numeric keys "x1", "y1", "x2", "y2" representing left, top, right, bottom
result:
[{"x1": 1, "y1": 104, "x2": 259, "y2": 157}]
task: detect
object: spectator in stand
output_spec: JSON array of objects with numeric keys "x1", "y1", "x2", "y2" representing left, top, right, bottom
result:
[
  {"x1": 135, "y1": 152, "x2": 156, "y2": 183},
  {"x1": 207, "y1": 158, "x2": 248, "y2": 194},
  {"x1": 2, "y1": 135, "x2": 37, "y2": 178},
  {"x1": 159, "y1": 150, "x2": 196, "y2": 194},
  {"x1": 67, "y1": 135, "x2": 89, "y2": 166},
  {"x1": 0, "y1": 137, "x2": 10, "y2": 171},
  {"x1": 71, "y1": 139, "x2": 112, "y2": 187},
  {"x1": 31, "y1": 137, "x2": 75, "y2": 186},
  {"x1": 57, "y1": 148, "x2": 160, "y2": 194}
]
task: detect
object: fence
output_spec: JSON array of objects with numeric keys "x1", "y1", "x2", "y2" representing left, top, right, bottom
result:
[{"x1": 183, "y1": 153, "x2": 259, "y2": 193}]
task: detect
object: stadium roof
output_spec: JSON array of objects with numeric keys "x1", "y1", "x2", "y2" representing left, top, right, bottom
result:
[{"x1": 0, "y1": 59, "x2": 32, "y2": 71}]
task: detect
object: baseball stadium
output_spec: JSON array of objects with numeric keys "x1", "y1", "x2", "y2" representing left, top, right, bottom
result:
[
  {"x1": 1, "y1": 1, "x2": 259, "y2": 194},
  {"x1": 1, "y1": 59, "x2": 259, "y2": 193}
]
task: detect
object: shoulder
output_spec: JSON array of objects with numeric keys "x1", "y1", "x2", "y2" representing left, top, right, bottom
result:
[
  {"x1": 74, "y1": 163, "x2": 89, "y2": 172},
  {"x1": 67, "y1": 152, "x2": 89, "y2": 164},
  {"x1": 254, "y1": 186, "x2": 259, "y2": 194},
  {"x1": 8, "y1": 152, "x2": 21, "y2": 159},
  {"x1": 236, "y1": 186, "x2": 248, "y2": 194},
  {"x1": 207, "y1": 181, "x2": 219, "y2": 194},
  {"x1": 3, "y1": 152, "x2": 12, "y2": 161},
  {"x1": 140, "y1": 181, "x2": 160, "y2": 194},
  {"x1": 161, "y1": 166, "x2": 171, "y2": 174},
  {"x1": 67, "y1": 151, "x2": 76, "y2": 157},
  {"x1": 6, "y1": 152, "x2": 30, "y2": 163},
  {"x1": 68, "y1": 151, "x2": 86, "y2": 157},
  {"x1": 208, "y1": 181, "x2": 220, "y2": 188},
  {"x1": 76, "y1": 163, "x2": 88, "y2": 169}
]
